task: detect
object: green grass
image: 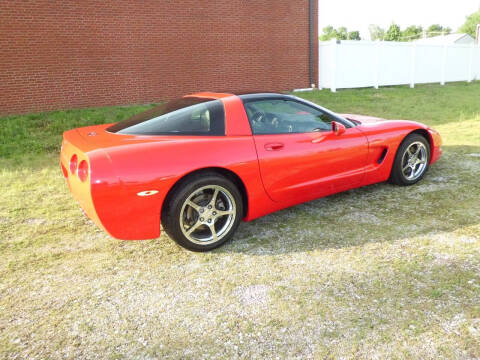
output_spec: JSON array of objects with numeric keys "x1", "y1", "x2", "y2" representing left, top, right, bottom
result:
[
  {"x1": 1, "y1": 82, "x2": 480, "y2": 359},
  {"x1": 297, "y1": 82, "x2": 480, "y2": 127},
  {"x1": 0, "y1": 104, "x2": 154, "y2": 158}
]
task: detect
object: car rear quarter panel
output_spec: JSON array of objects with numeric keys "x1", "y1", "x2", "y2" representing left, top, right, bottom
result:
[{"x1": 93, "y1": 135, "x2": 271, "y2": 240}]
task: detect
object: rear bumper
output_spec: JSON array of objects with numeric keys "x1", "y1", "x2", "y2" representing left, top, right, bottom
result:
[
  {"x1": 61, "y1": 129, "x2": 165, "y2": 240},
  {"x1": 60, "y1": 135, "x2": 106, "y2": 231}
]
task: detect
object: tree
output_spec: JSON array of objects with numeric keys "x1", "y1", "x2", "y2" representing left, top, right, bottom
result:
[
  {"x1": 369, "y1": 25, "x2": 385, "y2": 40},
  {"x1": 347, "y1": 31, "x2": 361, "y2": 40},
  {"x1": 384, "y1": 23, "x2": 402, "y2": 41},
  {"x1": 401, "y1": 25, "x2": 423, "y2": 41},
  {"x1": 459, "y1": 9, "x2": 480, "y2": 37},
  {"x1": 319, "y1": 25, "x2": 337, "y2": 41},
  {"x1": 319, "y1": 26, "x2": 361, "y2": 41},
  {"x1": 426, "y1": 24, "x2": 451, "y2": 37},
  {"x1": 336, "y1": 27, "x2": 348, "y2": 40}
]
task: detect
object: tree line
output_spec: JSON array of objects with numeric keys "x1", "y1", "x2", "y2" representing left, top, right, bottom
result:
[
  {"x1": 320, "y1": 9, "x2": 480, "y2": 42},
  {"x1": 371, "y1": 24, "x2": 452, "y2": 41}
]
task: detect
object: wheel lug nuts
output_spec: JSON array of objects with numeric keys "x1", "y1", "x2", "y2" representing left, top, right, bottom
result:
[
  {"x1": 213, "y1": 211, "x2": 216, "y2": 215},
  {"x1": 200, "y1": 217, "x2": 204, "y2": 221},
  {"x1": 207, "y1": 219, "x2": 211, "y2": 223},
  {"x1": 208, "y1": 205, "x2": 212, "y2": 209}
]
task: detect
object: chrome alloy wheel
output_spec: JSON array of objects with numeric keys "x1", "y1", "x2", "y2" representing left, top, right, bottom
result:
[
  {"x1": 179, "y1": 185, "x2": 236, "y2": 245},
  {"x1": 401, "y1": 141, "x2": 428, "y2": 181}
]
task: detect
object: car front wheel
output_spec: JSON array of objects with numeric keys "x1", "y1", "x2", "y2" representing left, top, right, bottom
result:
[
  {"x1": 162, "y1": 173, "x2": 243, "y2": 251},
  {"x1": 390, "y1": 133, "x2": 430, "y2": 186}
]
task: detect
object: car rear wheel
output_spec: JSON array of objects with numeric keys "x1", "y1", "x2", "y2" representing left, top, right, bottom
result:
[
  {"x1": 162, "y1": 173, "x2": 243, "y2": 251},
  {"x1": 390, "y1": 133, "x2": 430, "y2": 186}
]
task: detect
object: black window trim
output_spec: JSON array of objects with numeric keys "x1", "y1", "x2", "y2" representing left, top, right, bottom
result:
[{"x1": 107, "y1": 97, "x2": 226, "y2": 137}]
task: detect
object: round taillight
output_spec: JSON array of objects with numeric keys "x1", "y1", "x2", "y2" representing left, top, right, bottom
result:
[
  {"x1": 78, "y1": 160, "x2": 89, "y2": 182},
  {"x1": 69, "y1": 154, "x2": 78, "y2": 174}
]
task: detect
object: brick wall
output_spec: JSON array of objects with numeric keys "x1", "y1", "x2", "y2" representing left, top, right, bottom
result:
[{"x1": 0, "y1": 0, "x2": 318, "y2": 115}]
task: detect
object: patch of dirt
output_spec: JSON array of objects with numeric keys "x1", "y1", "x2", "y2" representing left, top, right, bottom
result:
[
  {"x1": 413, "y1": 183, "x2": 453, "y2": 193},
  {"x1": 233, "y1": 284, "x2": 271, "y2": 309},
  {"x1": 434, "y1": 234, "x2": 478, "y2": 245},
  {"x1": 23, "y1": 218, "x2": 47, "y2": 226},
  {"x1": 340, "y1": 211, "x2": 383, "y2": 225}
]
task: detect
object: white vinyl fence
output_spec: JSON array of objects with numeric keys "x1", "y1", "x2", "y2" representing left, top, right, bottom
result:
[{"x1": 318, "y1": 40, "x2": 480, "y2": 91}]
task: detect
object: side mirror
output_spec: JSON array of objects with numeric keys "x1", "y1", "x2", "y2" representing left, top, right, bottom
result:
[{"x1": 332, "y1": 121, "x2": 346, "y2": 136}]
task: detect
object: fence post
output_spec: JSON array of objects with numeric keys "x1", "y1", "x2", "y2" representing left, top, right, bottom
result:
[
  {"x1": 330, "y1": 39, "x2": 337, "y2": 92},
  {"x1": 476, "y1": 47, "x2": 480, "y2": 81},
  {"x1": 374, "y1": 41, "x2": 380, "y2": 89},
  {"x1": 468, "y1": 43, "x2": 474, "y2": 83},
  {"x1": 410, "y1": 42, "x2": 416, "y2": 88},
  {"x1": 440, "y1": 44, "x2": 447, "y2": 85},
  {"x1": 317, "y1": 42, "x2": 322, "y2": 90}
]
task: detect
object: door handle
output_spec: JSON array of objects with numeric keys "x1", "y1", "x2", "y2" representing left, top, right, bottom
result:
[
  {"x1": 311, "y1": 135, "x2": 328, "y2": 144},
  {"x1": 264, "y1": 142, "x2": 284, "y2": 151}
]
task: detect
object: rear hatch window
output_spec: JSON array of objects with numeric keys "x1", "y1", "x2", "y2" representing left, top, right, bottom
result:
[{"x1": 107, "y1": 97, "x2": 225, "y2": 136}]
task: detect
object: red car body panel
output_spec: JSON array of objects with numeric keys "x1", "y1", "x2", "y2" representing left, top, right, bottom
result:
[
  {"x1": 253, "y1": 127, "x2": 369, "y2": 203},
  {"x1": 60, "y1": 93, "x2": 442, "y2": 240}
]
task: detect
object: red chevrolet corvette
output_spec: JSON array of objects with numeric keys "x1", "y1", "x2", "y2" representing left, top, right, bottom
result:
[{"x1": 60, "y1": 92, "x2": 442, "y2": 251}]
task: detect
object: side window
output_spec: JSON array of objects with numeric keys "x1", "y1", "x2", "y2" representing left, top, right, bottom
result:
[
  {"x1": 108, "y1": 99, "x2": 225, "y2": 136},
  {"x1": 244, "y1": 99, "x2": 335, "y2": 135}
]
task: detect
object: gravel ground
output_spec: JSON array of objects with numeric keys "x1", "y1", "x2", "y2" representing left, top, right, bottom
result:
[{"x1": 1, "y1": 85, "x2": 480, "y2": 359}]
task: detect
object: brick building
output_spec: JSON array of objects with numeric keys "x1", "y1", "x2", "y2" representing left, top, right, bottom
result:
[{"x1": 0, "y1": 1, "x2": 318, "y2": 115}]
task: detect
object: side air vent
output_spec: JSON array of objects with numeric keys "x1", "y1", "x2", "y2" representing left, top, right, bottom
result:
[{"x1": 377, "y1": 148, "x2": 388, "y2": 164}]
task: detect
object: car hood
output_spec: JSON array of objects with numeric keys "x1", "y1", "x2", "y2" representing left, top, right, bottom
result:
[{"x1": 340, "y1": 114, "x2": 387, "y2": 124}]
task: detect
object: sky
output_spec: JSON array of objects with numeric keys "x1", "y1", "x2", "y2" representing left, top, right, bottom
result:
[{"x1": 318, "y1": 0, "x2": 480, "y2": 39}]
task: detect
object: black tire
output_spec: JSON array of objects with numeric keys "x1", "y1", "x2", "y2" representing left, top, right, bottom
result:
[
  {"x1": 390, "y1": 133, "x2": 430, "y2": 186},
  {"x1": 161, "y1": 172, "x2": 243, "y2": 251}
]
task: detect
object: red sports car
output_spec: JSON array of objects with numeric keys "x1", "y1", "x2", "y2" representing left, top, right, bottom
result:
[{"x1": 60, "y1": 92, "x2": 442, "y2": 251}]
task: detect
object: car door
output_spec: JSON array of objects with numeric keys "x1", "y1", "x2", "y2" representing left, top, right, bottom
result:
[{"x1": 244, "y1": 97, "x2": 369, "y2": 203}]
